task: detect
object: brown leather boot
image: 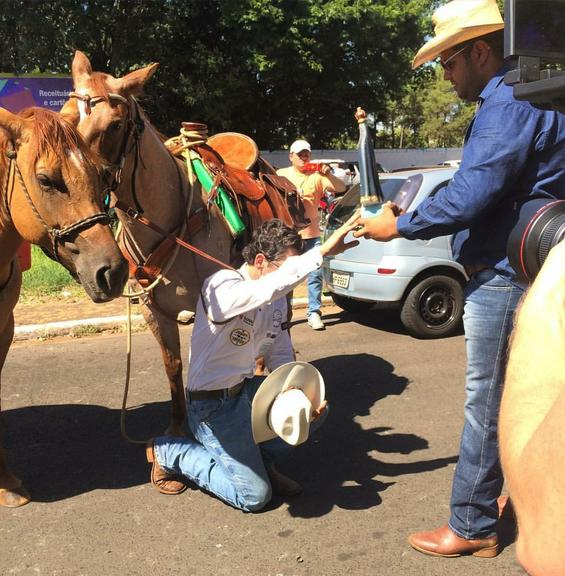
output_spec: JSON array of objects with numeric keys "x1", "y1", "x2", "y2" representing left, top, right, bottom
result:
[
  {"x1": 267, "y1": 464, "x2": 303, "y2": 497},
  {"x1": 146, "y1": 440, "x2": 188, "y2": 496},
  {"x1": 408, "y1": 524, "x2": 499, "y2": 558}
]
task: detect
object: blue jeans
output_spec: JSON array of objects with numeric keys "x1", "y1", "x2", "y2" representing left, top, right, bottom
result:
[
  {"x1": 302, "y1": 237, "x2": 323, "y2": 317},
  {"x1": 154, "y1": 376, "x2": 323, "y2": 512},
  {"x1": 448, "y1": 269, "x2": 524, "y2": 539}
]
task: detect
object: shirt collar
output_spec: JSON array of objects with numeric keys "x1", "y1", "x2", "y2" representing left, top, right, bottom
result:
[
  {"x1": 240, "y1": 263, "x2": 252, "y2": 281},
  {"x1": 478, "y1": 63, "x2": 512, "y2": 105}
]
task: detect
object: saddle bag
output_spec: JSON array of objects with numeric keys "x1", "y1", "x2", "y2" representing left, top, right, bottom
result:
[{"x1": 258, "y1": 172, "x2": 310, "y2": 231}]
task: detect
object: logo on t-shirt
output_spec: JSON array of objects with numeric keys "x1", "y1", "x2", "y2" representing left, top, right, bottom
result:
[
  {"x1": 273, "y1": 309, "x2": 283, "y2": 328},
  {"x1": 230, "y1": 328, "x2": 250, "y2": 346}
]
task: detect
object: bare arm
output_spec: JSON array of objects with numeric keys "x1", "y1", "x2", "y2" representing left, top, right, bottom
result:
[
  {"x1": 320, "y1": 166, "x2": 347, "y2": 194},
  {"x1": 499, "y1": 240, "x2": 565, "y2": 576}
]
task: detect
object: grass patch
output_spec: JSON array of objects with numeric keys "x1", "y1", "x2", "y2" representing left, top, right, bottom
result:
[{"x1": 20, "y1": 246, "x2": 81, "y2": 302}]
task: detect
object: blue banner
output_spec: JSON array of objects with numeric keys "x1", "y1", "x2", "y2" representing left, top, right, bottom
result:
[{"x1": 0, "y1": 76, "x2": 73, "y2": 113}]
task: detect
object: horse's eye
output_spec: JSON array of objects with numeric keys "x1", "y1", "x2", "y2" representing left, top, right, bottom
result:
[
  {"x1": 36, "y1": 174, "x2": 54, "y2": 189},
  {"x1": 109, "y1": 121, "x2": 122, "y2": 132}
]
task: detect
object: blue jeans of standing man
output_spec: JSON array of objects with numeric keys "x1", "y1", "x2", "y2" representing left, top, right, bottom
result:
[
  {"x1": 302, "y1": 237, "x2": 323, "y2": 317},
  {"x1": 154, "y1": 376, "x2": 324, "y2": 512},
  {"x1": 448, "y1": 269, "x2": 524, "y2": 539}
]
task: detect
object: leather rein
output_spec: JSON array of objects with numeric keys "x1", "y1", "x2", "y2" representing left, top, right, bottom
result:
[{"x1": 2, "y1": 145, "x2": 109, "y2": 262}]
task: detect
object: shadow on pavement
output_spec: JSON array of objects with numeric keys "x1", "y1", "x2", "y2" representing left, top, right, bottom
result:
[
  {"x1": 323, "y1": 309, "x2": 409, "y2": 336},
  {"x1": 3, "y1": 401, "x2": 172, "y2": 502},
  {"x1": 278, "y1": 353, "x2": 458, "y2": 518},
  {"x1": 3, "y1": 354, "x2": 456, "y2": 513},
  {"x1": 302, "y1": 309, "x2": 465, "y2": 339}
]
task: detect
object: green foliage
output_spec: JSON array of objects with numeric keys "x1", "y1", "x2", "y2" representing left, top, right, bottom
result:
[
  {"x1": 376, "y1": 62, "x2": 475, "y2": 148},
  {"x1": 20, "y1": 245, "x2": 78, "y2": 299},
  {"x1": 0, "y1": 0, "x2": 432, "y2": 148},
  {"x1": 419, "y1": 66, "x2": 475, "y2": 147}
]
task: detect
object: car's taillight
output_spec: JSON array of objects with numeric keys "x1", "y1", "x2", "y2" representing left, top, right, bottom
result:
[{"x1": 377, "y1": 268, "x2": 396, "y2": 275}]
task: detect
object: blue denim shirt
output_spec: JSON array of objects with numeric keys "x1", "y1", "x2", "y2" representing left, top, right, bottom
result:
[{"x1": 397, "y1": 66, "x2": 565, "y2": 280}]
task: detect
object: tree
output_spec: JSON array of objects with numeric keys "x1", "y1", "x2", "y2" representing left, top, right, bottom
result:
[
  {"x1": 0, "y1": 0, "x2": 432, "y2": 149},
  {"x1": 419, "y1": 66, "x2": 475, "y2": 147}
]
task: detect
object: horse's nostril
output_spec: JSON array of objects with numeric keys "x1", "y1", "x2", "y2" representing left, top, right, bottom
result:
[
  {"x1": 95, "y1": 264, "x2": 112, "y2": 293},
  {"x1": 96, "y1": 260, "x2": 128, "y2": 297}
]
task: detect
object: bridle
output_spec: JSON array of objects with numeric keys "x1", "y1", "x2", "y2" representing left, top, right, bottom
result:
[
  {"x1": 2, "y1": 145, "x2": 109, "y2": 262},
  {"x1": 69, "y1": 91, "x2": 141, "y2": 210},
  {"x1": 68, "y1": 89, "x2": 235, "y2": 292}
]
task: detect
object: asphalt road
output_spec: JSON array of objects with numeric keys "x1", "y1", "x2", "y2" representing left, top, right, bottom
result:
[{"x1": 1, "y1": 307, "x2": 525, "y2": 576}]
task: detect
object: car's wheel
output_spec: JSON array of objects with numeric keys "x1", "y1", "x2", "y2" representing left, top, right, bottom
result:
[
  {"x1": 400, "y1": 274, "x2": 464, "y2": 339},
  {"x1": 330, "y1": 293, "x2": 374, "y2": 313}
]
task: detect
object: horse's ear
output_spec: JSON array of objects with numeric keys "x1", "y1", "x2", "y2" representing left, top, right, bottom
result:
[
  {"x1": 72, "y1": 50, "x2": 93, "y2": 80},
  {"x1": 60, "y1": 98, "x2": 80, "y2": 127},
  {"x1": 0, "y1": 108, "x2": 24, "y2": 141},
  {"x1": 119, "y1": 63, "x2": 159, "y2": 96}
]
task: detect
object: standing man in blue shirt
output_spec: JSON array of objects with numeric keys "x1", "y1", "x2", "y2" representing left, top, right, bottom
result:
[{"x1": 354, "y1": 0, "x2": 565, "y2": 559}]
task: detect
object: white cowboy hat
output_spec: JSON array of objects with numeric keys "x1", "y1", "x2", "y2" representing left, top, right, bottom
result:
[
  {"x1": 251, "y1": 361, "x2": 325, "y2": 446},
  {"x1": 412, "y1": 0, "x2": 504, "y2": 69}
]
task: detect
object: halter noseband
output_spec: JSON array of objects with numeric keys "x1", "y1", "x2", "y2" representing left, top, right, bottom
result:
[{"x1": 4, "y1": 147, "x2": 110, "y2": 262}]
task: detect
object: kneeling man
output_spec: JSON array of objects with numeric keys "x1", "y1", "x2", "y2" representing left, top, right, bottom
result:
[{"x1": 147, "y1": 217, "x2": 358, "y2": 511}]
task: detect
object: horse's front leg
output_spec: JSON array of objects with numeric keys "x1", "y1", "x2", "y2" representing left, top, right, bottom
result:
[
  {"x1": 139, "y1": 301, "x2": 186, "y2": 436},
  {"x1": 0, "y1": 311, "x2": 31, "y2": 507}
]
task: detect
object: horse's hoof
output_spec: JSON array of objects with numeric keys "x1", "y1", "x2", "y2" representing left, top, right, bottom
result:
[{"x1": 0, "y1": 486, "x2": 31, "y2": 508}]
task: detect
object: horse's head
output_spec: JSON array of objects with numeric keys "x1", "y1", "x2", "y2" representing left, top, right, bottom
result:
[
  {"x1": 61, "y1": 51, "x2": 158, "y2": 168},
  {"x1": 0, "y1": 107, "x2": 128, "y2": 302}
]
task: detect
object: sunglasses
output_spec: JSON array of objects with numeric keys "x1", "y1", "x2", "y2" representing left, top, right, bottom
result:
[{"x1": 438, "y1": 44, "x2": 472, "y2": 71}]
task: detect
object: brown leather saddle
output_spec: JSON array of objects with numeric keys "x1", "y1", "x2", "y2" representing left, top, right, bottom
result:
[
  {"x1": 194, "y1": 131, "x2": 309, "y2": 233},
  {"x1": 127, "y1": 129, "x2": 309, "y2": 295}
]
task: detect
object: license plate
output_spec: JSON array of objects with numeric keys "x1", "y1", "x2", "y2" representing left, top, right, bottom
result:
[{"x1": 331, "y1": 271, "x2": 350, "y2": 289}]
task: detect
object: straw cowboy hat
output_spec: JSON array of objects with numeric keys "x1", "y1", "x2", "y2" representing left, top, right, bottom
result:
[
  {"x1": 412, "y1": 0, "x2": 504, "y2": 69},
  {"x1": 251, "y1": 361, "x2": 325, "y2": 446}
]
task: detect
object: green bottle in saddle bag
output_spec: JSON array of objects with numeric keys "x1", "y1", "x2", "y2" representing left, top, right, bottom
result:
[{"x1": 189, "y1": 156, "x2": 246, "y2": 237}]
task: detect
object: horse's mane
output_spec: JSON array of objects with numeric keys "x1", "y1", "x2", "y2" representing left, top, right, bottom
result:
[
  {"x1": 0, "y1": 128, "x2": 11, "y2": 220},
  {"x1": 17, "y1": 107, "x2": 99, "y2": 171},
  {"x1": 132, "y1": 98, "x2": 181, "y2": 161}
]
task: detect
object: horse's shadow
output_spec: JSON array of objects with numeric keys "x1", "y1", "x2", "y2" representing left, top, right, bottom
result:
[
  {"x1": 2, "y1": 401, "x2": 170, "y2": 502},
  {"x1": 276, "y1": 353, "x2": 458, "y2": 518}
]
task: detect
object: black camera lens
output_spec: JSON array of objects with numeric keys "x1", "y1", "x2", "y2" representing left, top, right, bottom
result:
[{"x1": 507, "y1": 199, "x2": 565, "y2": 282}]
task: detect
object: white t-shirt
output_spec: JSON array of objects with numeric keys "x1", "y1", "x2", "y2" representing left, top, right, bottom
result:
[{"x1": 187, "y1": 247, "x2": 323, "y2": 392}]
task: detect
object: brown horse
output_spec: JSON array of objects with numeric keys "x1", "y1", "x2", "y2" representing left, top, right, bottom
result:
[
  {"x1": 62, "y1": 51, "x2": 255, "y2": 437},
  {"x1": 0, "y1": 106, "x2": 128, "y2": 507}
]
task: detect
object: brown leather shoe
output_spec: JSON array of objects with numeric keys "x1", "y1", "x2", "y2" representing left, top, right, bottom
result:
[
  {"x1": 408, "y1": 524, "x2": 499, "y2": 558},
  {"x1": 146, "y1": 440, "x2": 188, "y2": 496},
  {"x1": 267, "y1": 464, "x2": 303, "y2": 497}
]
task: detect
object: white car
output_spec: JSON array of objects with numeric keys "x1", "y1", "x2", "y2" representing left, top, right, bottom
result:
[
  {"x1": 323, "y1": 167, "x2": 467, "y2": 339},
  {"x1": 313, "y1": 158, "x2": 358, "y2": 190}
]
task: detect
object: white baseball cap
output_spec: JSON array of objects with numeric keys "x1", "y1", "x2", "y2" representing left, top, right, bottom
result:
[{"x1": 289, "y1": 139, "x2": 311, "y2": 154}]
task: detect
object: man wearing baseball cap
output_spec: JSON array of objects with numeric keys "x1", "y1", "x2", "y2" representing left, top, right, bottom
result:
[
  {"x1": 277, "y1": 139, "x2": 346, "y2": 330},
  {"x1": 353, "y1": 0, "x2": 565, "y2": 559}
]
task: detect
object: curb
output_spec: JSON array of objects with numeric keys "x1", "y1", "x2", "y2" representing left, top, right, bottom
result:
[{"x1": 13, "y1": 296, "x2": 334, "y2": 341}]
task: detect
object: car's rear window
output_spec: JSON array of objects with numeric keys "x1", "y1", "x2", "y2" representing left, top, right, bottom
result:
[{"x1": 392, "y1": 174, "x2": 424, "y2": 212}]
